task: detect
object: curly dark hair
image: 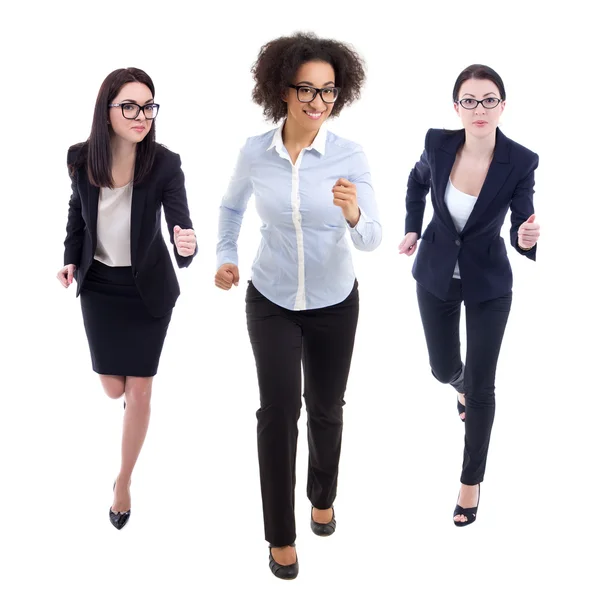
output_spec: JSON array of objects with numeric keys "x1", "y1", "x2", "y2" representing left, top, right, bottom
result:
[{"x1": 251, "y1": 32, "x2": 366, "y2": 123}]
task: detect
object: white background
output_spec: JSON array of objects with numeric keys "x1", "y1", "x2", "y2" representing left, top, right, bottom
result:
[{"x1": 1, "y1": 1, "x2": 598, "y2": 598}]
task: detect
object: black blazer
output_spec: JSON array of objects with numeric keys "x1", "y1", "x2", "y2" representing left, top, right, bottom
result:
[
  {"x1": 63, "y1": 143, "x2": 197, "y2": 317},
  {"x1": 405, "y1": 128, "x2": 539, "y2": 304}
]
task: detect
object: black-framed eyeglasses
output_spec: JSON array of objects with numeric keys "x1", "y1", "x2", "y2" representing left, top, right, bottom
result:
[
  {"x1": 288, "y1": 85, "x2": 340, "y2": 104},
  {"x1": 108, "y1": 102, "x2": 160, "y2": 119},
  {"x1": 457, "y1": 97, "x2": 503, "y2": 110}
]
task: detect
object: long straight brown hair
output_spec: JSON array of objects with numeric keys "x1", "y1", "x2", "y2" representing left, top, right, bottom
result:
[{"x1": 72, "y1": 67, "x2": 157, "y2": 188}]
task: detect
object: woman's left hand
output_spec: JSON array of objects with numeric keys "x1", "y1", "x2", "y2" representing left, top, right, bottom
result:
[
  {"x1": 333, "y1": 178, "x2": 360, "y2": 227},
  {"x1": 518, "y1": 214, "x2": 540, "y2": 250},
  {"x1": 174, "y1": 225, "x2": 196, "y2": 257}
]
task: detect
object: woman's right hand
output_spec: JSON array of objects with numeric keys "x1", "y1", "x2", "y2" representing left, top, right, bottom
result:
[
  {"x1": 57, "y1": 264, "x2": 77, "y2": 288},
  {"x1": 398, "y1": 232, "x2": 419, "y2": 257},
  {"x1": 215, "y1": 263, "x2": 240, "y2": 290}
]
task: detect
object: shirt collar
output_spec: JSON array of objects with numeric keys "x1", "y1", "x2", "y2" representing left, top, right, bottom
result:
[{"x1": 267, "y1": 119, "x2": 328, "y2": 157}]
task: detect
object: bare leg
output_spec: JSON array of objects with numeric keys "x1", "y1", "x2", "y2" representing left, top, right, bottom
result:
[
  {"x1": 111, "y1": 376, "x2": 153, "y2": 513},
  {"x1": 458, "y1": 392, "x2": 466, "y2": 421},
  {"x1": 100, "y1": 375, "x2": 126, "y2": 399}
]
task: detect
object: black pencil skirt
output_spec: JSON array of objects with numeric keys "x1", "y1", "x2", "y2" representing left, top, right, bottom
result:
[{"x1": 80, "y1": 260, "x2": 172, "y2": 377}]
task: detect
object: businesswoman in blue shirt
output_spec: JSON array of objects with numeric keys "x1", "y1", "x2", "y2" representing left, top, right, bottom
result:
[
  {"x1": 399, "y1": 64, "x2": 540, "y2": 527},
  {"x1": 215, "y1": 33, "x2": 381, "y2": 579}
]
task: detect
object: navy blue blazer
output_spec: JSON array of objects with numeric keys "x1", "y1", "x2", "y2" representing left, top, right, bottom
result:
[
  {"x1": 63, "y1": 143, "x2": 197, "y2": 318},
  {"x1": 405, "y1": 128, "x2": 539, "y2": 304}
]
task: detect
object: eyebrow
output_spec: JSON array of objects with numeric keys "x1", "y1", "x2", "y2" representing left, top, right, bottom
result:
[
  {"x1": 296, "y1": 81, "x2": 336, "y2": 87},
  {"x1": 461, "y1": 92, "x2": 499, "y2": 98},
  {"x1": 120, "y1": 98, "x2": 154, "y2": 104}
]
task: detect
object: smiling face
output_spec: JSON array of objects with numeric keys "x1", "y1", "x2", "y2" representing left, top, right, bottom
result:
[
  {"x1": 284, "y1": 60, "x2": 337, "y2": 134},
  {"x1": 108, "y1": 81, "x2": 155, "y2": 144},
  {"x1": 454, "y1": 78, "x2": 505, "y2": 138}
]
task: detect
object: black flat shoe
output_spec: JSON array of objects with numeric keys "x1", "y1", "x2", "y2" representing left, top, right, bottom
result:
[
  {"x1": 310, "y1": 507, "x2": 336, "y2": 537},
  {"x1": 268, "y1": 544, "x2": 298, "y2": 580},
  {"x1": 453, "y1": 483, "x2": 480, "y2": 527},
  {"x1": 457, "y1": 395, "x2": 466, "y2": 422},
  {"x1": 110, "y1": 480, "x2": 131, "y2": 530}
]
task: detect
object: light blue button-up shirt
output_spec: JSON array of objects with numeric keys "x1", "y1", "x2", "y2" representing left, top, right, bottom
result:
[{"x1": 217, "y1": 121, "x2": 382, "y2": 310}]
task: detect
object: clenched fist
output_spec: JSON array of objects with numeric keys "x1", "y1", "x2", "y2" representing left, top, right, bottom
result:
[
  {"x1": 57, "y1": 264, "x2": 76, "y2": 288},
  {"x1": 174, "y1": 225, "x2": 196, "y2": 257},
  {"x1": 215, "y1": 263, "x2": 240, "y2": 291},
  {"x1": 332, "y1": 178, "x2": 360, "y2": 227},
  {"x1": 518, "y1": 214, "x2": 540, "y2": 250},
  {"x1": 398, "y1": 232, "x2": 419, "y2": 256}
]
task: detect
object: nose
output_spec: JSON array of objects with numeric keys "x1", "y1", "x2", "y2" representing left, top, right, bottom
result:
[
  {"x1": 308, "y1": 96, "x2": 327, "y2": 112},
  {"x1": 135, "y1": 109, "x2": 147, "y2": 122}
]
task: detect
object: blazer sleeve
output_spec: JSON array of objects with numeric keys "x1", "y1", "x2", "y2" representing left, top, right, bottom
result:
[
  {"x1": 63, "y1": 150, "x2": 85, "y2": 267},
  {"x1": 509, "y1": 152, "x2": 539, "y2": 261},
  {"x1": 162, "y1": 153, "x2": 197, "y2": 268},
  {"x1": 404, "y1": 129, "x2": 433, "y2": 238}
]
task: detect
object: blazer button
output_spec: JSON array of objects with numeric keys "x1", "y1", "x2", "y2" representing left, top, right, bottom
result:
[{"x1": 455, "y1": 239, "x2": 461, "y2": 247}]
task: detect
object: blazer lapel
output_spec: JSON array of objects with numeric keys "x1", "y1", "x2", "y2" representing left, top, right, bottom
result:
[
  {"x1": 130, "y1": 182, "x2": 146, "y2": 267},
  {"x1": 462, "y1": 129, "x2": 514, "y2": 234},
  {"x1": 434, "y1": 130, "x2": 465, "y2": 233},
  {"x1": 86, "y1": 177, "x2": 99, "y2": 242}
]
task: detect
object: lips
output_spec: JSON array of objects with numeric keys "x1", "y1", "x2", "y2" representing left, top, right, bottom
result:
[
  {"x1": 132, "y1": 126, "x2": 146, "y2": 132},
  {"x1": 473, "y1": 121, "x2": 488, "y2": 126},
  {"x1": 304, "y1": 111, "x2": 323, "y2": 120}
]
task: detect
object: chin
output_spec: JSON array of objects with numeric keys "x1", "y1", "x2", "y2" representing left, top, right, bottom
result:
[{"x1": 468, "y1": 126, "x2": 495, "y2": 138}]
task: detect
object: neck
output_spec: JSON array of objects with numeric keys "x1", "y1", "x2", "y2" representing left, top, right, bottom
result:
[
  {"x1": 282, "y1": 117, "x2": 319, "y2": 151},
  {"x1": 462, "y1": 129, "x2": 497, "y2": 161},
  {"x1": 110, "y1": 135, "x2": 137, "y2": 167}
]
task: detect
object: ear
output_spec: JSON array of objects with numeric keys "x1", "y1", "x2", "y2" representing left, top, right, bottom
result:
[{"x1": 453, "y1": 101, "x2": 460, "y2": 116}]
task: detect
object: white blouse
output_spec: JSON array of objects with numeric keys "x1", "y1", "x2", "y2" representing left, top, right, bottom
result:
[
  {"x1": 94, "y1": 182, "x2": 133, "y2": 267},
  {"x1": 444, "y1": 178, "x2": 478, "y2": 279}
]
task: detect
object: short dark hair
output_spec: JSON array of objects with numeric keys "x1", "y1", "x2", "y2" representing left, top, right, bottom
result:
[
  {"x1": 251, "y1": 32, "x2": 366, "y2": 123},
  {"x1": 71, "y1": 67, "x2": 157, "y2": 188},
  {"x1": 452, "y1": 64, "x2": 506, "y2": 102}
]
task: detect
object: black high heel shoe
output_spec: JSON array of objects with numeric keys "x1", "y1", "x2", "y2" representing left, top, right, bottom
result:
[
  {"x1": 268, "y1": 544, "x2": 299, "y2": 580},
  {"x1": 453, "y1": 483, "x2": 480, "y2": 527},
  {"x1": 310, "y1": 507, "x2": 336, "y2": 537},
  {"x1": 109, "y1": 480, "x2": 131, "y2": 530},
  {"x1": 457, "y1": 395, "x2": 466, "y2": 422}
]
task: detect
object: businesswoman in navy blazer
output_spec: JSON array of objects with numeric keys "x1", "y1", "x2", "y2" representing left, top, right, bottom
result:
[
  {"x1": 56, "y1": 68, "x2": 197, "y2": 529},
  {"x1": 398, "y1": 64, "x2": 540, "y2": 526}
]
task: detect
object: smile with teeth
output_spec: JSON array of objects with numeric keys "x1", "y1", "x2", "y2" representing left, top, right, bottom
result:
[{"x1": 305, "y1": 111, "x2": 323, "y2": 119}]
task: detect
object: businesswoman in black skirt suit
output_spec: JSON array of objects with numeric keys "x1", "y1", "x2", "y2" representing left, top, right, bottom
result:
[
  {"x1": 57, "y1": 67, "x2": 197, "y2": 529},
  {"x1": 398, "y1": 64, "x2": 540, "y2": 526}
]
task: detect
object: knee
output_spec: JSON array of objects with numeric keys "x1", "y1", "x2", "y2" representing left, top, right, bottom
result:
[
  {"x1": 102, "y1": 378, "x2": 125, "y2": 399},
  {"x1": 125, "y1": 380, "x2": 153, "y2": 408},
  {"x1": 257, "y1": 396, "x2": 301, "y2": 422},
  {"x1": 431, "y1": 366, "x2": 460, "y2": 386},
  {"x1": 465, "y1": 385, "x2": 495, "y2": 407}
]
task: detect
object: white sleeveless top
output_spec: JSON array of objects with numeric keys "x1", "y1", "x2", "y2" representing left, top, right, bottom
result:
[
  {"x1": 94, "y1": 182, "x2": 133, "y2": 267},
  {"x1": 444, "y1": 178, "x2": 478, "y2": 279}
]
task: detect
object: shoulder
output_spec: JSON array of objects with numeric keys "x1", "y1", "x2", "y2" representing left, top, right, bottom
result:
[
  {"x1": 326, "y1": 131, "x2": 365, "y2": 158},
  {"x1": 67, "y1": 142, "x2": 88, "y2": 178},
  {"x1": 424, "y1": 128, "x2": 462, "y2": 149},
  {"x1": 242, "y1": 128, "x2": 278, "y2": 154},
  {"x1": 154, "y1": 143, "x2": 182, "y2": 169},
  {"x1": 503, "y1": 134, "x2": 539, "y2": 168},
  {"x1": 67, "y1": 141, "x2": 87, "y2": 166}
]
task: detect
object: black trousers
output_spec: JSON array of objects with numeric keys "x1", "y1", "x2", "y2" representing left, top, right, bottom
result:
[
  {"x1": 416, "y1": 279, "x2": 512, "y2": 485},
  {"x1": 246, "y1": 280, "x2": 359, "y2": 547}
]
